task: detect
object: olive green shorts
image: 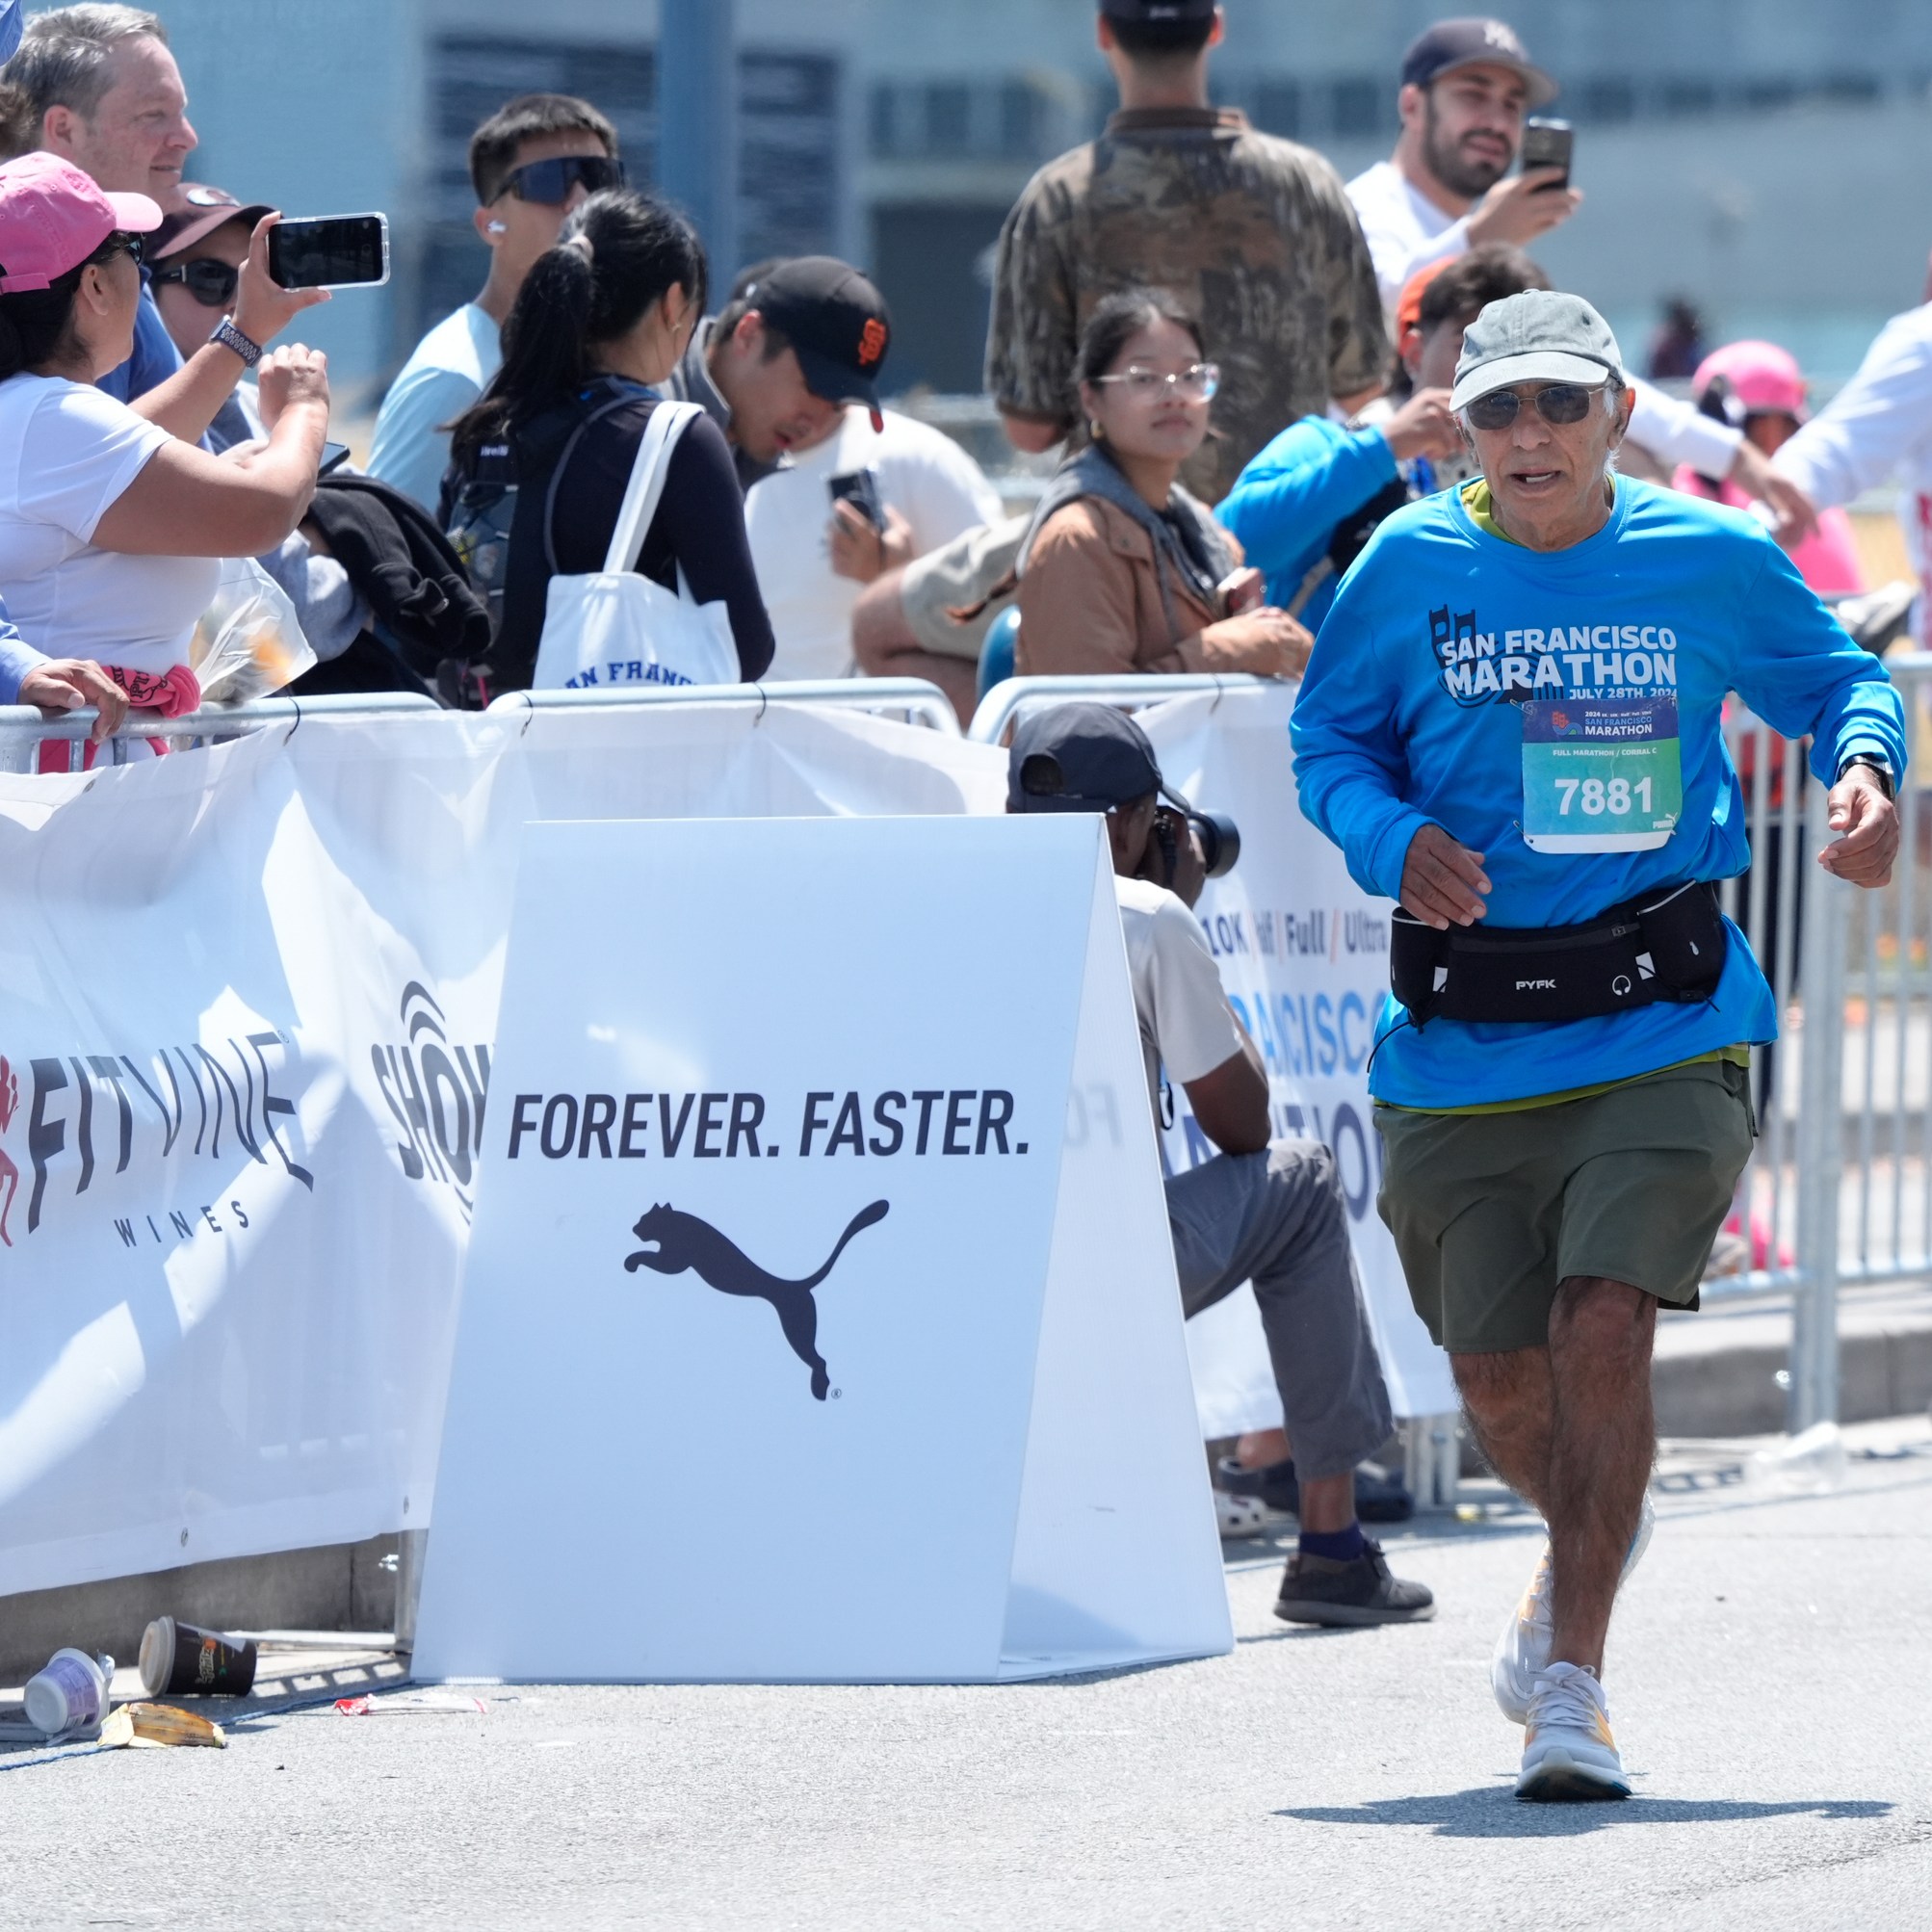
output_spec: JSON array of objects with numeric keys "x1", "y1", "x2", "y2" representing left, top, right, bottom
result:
[{"x1": 1373, "y1": 1058, "x2": 1757, "y2": 1355}]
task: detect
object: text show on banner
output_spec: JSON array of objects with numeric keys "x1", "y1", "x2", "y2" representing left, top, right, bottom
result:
[
  {"x1": 0, "y1": 702, "x2": 1007, "y2": 1600},
  {"x1": 1139, "y1": 685, "x2": 1457, "y2": 1424}
]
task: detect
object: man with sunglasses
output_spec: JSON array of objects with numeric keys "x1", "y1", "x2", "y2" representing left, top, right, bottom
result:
[
  {"x1": 1292, "y1": 289, "x2": 1905, "y2": 1803},
  {"x1": 368, "y1": 93, "x2": 620, "y2": 512}
]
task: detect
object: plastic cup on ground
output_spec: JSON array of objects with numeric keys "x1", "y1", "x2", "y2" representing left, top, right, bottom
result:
[{"x1": 22, "y1": 1649, "x2": 115, "y2": 1740}]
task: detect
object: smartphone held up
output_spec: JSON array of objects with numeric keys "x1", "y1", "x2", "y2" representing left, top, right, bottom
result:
[
  {"x1": 1520, "y1": 117, "x2": 1573, "y2": 190},
  {"x1": 268, "y1": 214, "x2": 391, "y2": 291}
]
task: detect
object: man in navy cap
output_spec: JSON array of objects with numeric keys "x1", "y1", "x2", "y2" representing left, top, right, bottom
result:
[
  {"x1": 1008, "y1": 702, "x2": 1436, "y2": 1630},
  {"x1": 985, "y1": 1, "x2": 1385, "y2": 505},
  {"x1": 1346, "y1": 16, "x2": 1579, "y2": 321}
]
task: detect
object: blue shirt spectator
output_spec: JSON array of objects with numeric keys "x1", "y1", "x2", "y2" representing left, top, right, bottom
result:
[
  {"x1": 1217, "y1": 414, "x2": 1424, "y2": 630},
  {"x1": 0, "y1": 598, "x2": 44, "y2": 706}
]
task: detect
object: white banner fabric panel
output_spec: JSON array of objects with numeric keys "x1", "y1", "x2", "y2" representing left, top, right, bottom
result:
[
  {"x1": 0, "y1": 706, "x2": 1005, "y2": 1598},
  {"x1": 1138, "y1": 686, "x2": 1458, "y2": 1425}
]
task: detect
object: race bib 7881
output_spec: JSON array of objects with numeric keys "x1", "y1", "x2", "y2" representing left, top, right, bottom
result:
[{"x1": 1521, "y1": 694, "x2": 1682, "y2": 853}]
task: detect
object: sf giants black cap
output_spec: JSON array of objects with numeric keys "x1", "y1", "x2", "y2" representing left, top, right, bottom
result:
[
  {"x1": 1007, "y1": 703, "x2": 1193, "y2": 816},
  {"x1": 743, "y1": 255, "x2": 892, "y2": 431},
  {"x1": 1399, "y1": 17, "x2": 1557, "y2": 106}
]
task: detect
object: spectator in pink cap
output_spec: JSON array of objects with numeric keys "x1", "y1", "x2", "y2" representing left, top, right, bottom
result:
[
  {"x1": 1673, "y1": 340, "x2": 1865, "y2": 597},
  {"x1": 0, "y1": 152, "x2": 329, "y2": 754}
]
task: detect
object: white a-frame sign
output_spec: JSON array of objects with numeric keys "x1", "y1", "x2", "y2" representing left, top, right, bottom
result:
[{"x1": 413, "y1": 814, "x2": 1234, "y2": 1682}]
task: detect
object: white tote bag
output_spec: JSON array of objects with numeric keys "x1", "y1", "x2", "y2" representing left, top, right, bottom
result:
[{"x1": 531, "y1": 400, "x2": 739, "y2": 691}]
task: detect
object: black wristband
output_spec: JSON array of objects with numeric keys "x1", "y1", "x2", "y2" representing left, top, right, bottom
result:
[{"x1": 1839, "y1": 753, "x2": 1895, "y2": 800}]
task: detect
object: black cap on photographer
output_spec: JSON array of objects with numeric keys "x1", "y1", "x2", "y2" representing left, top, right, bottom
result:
[
  {"x1": 1007, "y1": 703, "x2": 1194, "y2": 815},
  {"x1": 742, "y1": 256, "x2": 892, "y2": 431}
]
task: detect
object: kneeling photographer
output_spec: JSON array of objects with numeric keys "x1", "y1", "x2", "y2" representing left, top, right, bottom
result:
[{"x1": 1005, "y1": 704, "x2": 1433, "y2": 1630}]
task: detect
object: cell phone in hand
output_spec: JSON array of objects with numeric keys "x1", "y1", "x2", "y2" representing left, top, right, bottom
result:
[
  {"x1": 267, "y1": 214, "x2": 391, "y2": 290},
  {"x1": 827, "y1": 469, "x2": 885, "y2": 531},
  {"x1": 319, "y1": 440, "x2": 352, "y2": 477},
  {"x1": 1520, "y1": 117, "x2": 1572, "y2": 190}
]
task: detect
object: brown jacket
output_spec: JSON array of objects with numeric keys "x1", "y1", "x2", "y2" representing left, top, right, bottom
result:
[{"x1": 1015, "y1": 496, "x2": 1245, "y2": 676}]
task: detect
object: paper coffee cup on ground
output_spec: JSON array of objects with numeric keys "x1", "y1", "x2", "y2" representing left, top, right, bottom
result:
[{"x1": 139, "y1": 1616, "x2": 258, "y2": 1697}]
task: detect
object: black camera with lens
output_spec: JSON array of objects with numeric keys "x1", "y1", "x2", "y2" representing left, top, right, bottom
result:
[{"x1": 1152, "y1": 803, "x2": 1241, "y2": 882}]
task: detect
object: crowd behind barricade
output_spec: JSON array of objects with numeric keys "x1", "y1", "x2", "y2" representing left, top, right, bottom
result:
[{"x1": 0, "y1": 0, "x2": 1922, "y2": 1802}]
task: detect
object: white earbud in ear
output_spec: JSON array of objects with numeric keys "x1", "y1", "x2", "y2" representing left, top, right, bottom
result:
[{"x1": 486, "y1": 221, "x2": 508, "y2": 234}]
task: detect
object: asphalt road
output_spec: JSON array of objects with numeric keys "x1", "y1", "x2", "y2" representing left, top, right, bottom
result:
[{"x1": 3, "y1": 1421, "x2": 1928, "y2": 1932}]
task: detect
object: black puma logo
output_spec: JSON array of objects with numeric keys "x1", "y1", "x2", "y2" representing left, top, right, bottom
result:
[{"x1": 624, "y1": 1199, "x2": 889, "y2": 1400}]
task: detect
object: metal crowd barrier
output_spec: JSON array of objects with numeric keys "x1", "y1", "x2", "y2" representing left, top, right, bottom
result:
[
  {"x1": 0, "y1": 691, "x2": 442, "y2": 772},
  {"x1": 969, "y1": 671, "x2": 1273, "y2": 744},
  {"x1": 0, "y1": 677, "x2": 962, "y2": 776},
  {"x1": 485, "y1": 677, "x2": 961, "y2": 734}
]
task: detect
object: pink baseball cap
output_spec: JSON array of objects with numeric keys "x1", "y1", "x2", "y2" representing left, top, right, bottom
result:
[
  {"x1": 0, "y1": 152, "x2": 163, "y2": 295},
  {"x1": 1691, "y1": 339, "x2": 1809, "y2": 421}
]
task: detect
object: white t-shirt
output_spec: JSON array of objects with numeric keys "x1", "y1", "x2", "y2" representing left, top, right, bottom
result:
[
  {"x1": 1776, "y1": 303, "x2": 1932, "y2": 643},
  {"x1": 367, "y1": 301, "x2": 502, "y2": 514},
  {"x1": 744, "y1": 406, "x2": 1004, "y2": 682},
  {"x1": 0, "y1": 374, "x2": 216, "y2": 676},
  {"x1": 1114, "y1": 875, "x2": 1245, "y2": 1126},
  {"x1": 1346, "y1": 158, "x2": 1472, "y2": 321}
]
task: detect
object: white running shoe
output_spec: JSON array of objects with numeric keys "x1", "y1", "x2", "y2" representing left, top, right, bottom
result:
[
  {"x1": 1517, "y1": 1662, "x2": 1631, "y2": 1801},
  {"x1": 1214, "y1": 1488, "x2": 1273, "y2": 1540},
  {"x1": 1491, "y1": 1491, "x2": 1654, "y2": 1724}
]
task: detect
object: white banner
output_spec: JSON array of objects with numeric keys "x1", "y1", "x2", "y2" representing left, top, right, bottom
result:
[
  {"x1": 0, "y1": 704, "x2": 1005, "y2": 1598},
  {"x1": 0, "y1": 686, "x2": 1448, "y2": 1603},
  {"x1": 1139, "y1": 686, "x2": 1457, "y2": 1426}
]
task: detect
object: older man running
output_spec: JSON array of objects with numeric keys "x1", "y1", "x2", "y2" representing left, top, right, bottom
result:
[{"x1": 1292, "y1": 290, "x2": 1905, "y2": 1800}]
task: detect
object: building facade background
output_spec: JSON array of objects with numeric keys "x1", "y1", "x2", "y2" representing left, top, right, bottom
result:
[{"x1": 157, "y1": 0, "x2": 1932, "y2": 406}]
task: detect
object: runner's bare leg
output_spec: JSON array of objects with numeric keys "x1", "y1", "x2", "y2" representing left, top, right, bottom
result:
[
  {"x1": 1544, "y1": 1275, "x2": 1656, "y2": 1675},
  {"x1": 1451, "y1": 1345, "x2": 1555, "y2": 1515}
]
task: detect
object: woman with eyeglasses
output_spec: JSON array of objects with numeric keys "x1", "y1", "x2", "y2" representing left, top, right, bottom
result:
[
  {"x1": 1006, "y1": 290, "x2": 1311, "y2": 680},
  {"x1": 368, "y1": 94, "x2": 624, "y2": 514},
  {"x1": 446, "y1": 188, "x2": 773, "y2": 688},
  {"x1": 0, "y1": 154, "x2": 329, "y2": 752}
]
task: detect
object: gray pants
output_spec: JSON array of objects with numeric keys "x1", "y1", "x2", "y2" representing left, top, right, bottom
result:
[{"x1": 1166, "y1": 1139, "x2": 1395, "y2": 1481}]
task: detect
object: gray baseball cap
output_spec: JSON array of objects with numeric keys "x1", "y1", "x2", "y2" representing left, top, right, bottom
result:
[{"x1": 1449, "y1": 290, "x2": 1627, "y2": 410}]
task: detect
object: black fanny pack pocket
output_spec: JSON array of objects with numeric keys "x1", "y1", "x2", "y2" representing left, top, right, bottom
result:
[{"x1": 1390, "y1": 882, "x2": 1727, "y2": 1026}]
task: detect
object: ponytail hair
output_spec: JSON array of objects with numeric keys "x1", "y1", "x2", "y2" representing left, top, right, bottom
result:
[{"x1": 450, "y1": 188, "x2": 708, "y2": 467}]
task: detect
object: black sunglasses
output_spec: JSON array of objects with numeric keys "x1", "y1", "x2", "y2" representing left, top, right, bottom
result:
[
  {"x1": 151, "y1": 257, "x2": 239, "y2": 308},
  {"x1": 84, "y1": 229, "x2": 145, "y2": 270},
  {"x1": 1465, "y1": 381, "x2": 1600, "y2": 431},
  {"x1": 497, "y1": 155, "x2": 626, "y2": 206}
]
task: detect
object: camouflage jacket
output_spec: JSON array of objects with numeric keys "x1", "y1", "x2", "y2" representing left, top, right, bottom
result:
[{"x1": 985, "y1": 106, "x2": 1388, "y2": 505}]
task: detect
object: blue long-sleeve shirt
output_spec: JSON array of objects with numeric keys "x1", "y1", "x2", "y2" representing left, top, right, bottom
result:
[
  {"x1": 1291, "y1": 476, "x2": 1908, "y2": 1108},
  {"x1": 0, "y1": 597, "x2": 43, "y2": 705},
  {"x1": 1216, "y1": 416, "x2": 1404, "y2": 627}
]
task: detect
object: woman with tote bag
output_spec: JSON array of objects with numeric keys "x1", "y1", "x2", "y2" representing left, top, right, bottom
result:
[{"x1": 447, "y1": 191, "x2": 774, "y2": 692}]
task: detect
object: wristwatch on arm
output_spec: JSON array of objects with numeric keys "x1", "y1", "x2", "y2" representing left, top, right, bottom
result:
[
  {"x1": 210, "y1": 315, "x2": 263, "y2": 368},
  {"x1": 1838, "y1": 752, "x2": 1895, "y2": 799}
]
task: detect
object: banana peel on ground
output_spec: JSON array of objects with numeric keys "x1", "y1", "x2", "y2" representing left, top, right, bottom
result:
[{"x1": 98, "y1": 1703, "x2": 226, "y2": 1749}]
